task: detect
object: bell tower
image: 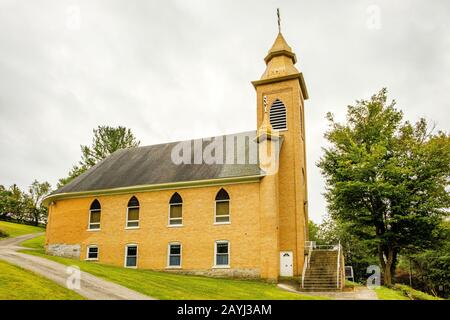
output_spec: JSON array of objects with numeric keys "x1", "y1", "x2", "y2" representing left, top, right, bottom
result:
[{"x1": 253, "y1": 18, "x2": 309, "y2": 278}]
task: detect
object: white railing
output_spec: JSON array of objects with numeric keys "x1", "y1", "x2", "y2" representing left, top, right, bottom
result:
[
  {"x1": 336, "y1": 241, "x2": 341, "y2": 289},
  {"x1": 302, "y1": 240, "x2": 343, "y2": 290},
  {"x1": 302, "y1": 241, "x2": 314, "y2": 289}
]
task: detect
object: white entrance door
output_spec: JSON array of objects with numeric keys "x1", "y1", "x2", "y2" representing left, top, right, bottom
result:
[{"x1": 280, "y1": 251, "x2": 293, "y2": 277}]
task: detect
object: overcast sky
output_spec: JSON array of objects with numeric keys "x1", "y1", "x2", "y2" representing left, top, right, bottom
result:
[{"x1": 1, "y1": 0, "x2": 449, "y2": 223}]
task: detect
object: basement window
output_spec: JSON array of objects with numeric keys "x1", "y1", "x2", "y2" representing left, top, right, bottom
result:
[
  {"x1": 215, "y1": 241, "x2": 230, "y2": 267},
  {"x1": 169, "y1": 192, "x2": 183, "y2": 226},
  {"x1": 125, "y1": 244, "x2": 138, "y2": 268},
  {"x1": 86, "y1": 246, "x2": 98, "y2": 261},
  {"x1": 88, "y1": 199, "x2": 101, "y2": 230},
  {"x1": 126, "y1": 196, "x2": 140, "y2": 228},
  {"x1": 168, "y1": 243, "x2": 182, "y2": 267}
]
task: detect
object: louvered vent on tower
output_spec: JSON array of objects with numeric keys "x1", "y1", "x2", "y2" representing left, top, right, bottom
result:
[{"x1": 269, "y1": 99, "x2": 287, "y2": 130}]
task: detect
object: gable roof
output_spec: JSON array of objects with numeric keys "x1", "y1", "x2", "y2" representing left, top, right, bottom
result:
[{"x1": 49, "y1": 131, "x2": 278, "y2": 201}]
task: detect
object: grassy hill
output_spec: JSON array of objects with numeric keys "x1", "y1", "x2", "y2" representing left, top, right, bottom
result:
[
  {"x1": 0, "y1": 259, "x2": 83, "y2": 300},
  {"x1": 21, "y1": 236, "x2": 325, "y2": 300},
  {"x1": 0, "y1": 220, "x2": 44, "y2": 238}
]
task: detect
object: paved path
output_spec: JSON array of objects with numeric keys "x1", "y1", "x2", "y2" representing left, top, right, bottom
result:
[
  {"x1": 0, "y1": 233, "x2": 154, "y2": 300},
  {"x1": 278, "y1": 283, "x2": 378, "y2": 300}
]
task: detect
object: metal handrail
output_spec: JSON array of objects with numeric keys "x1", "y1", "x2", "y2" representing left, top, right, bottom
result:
[
  {"x1": 301, "y1": 257, "x2": 307, "y2": 289},
  {"x1": 312, "y1": 245, "x2": 338, "y2": 250},
  {"x1": 302, "y1": 242, "x2": 314, "y2": 289},
  {"x1": 303, "y1": 241, "x2": 342, "y2": 289},
  {"x1": 336, "y1": 241, "x2": 341, "y2": 289}
]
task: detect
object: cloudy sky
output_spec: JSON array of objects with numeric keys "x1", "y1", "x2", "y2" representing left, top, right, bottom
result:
[{"x1": 1, "y1": 0, "x2": 449, "y2": 222}]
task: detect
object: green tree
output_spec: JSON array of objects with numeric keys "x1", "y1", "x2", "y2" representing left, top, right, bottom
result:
[
  {"x1": 0, "y1": 184, "x2": 26, "y2": 221},
  {"x1": 26, "y1": 180, "x2": 51, "y2": 226},
  {"x1": 58, "y1": 126, "x2": 140, "y2": 187},
  {"x1": 318, "y1": 88, "x2": 450, "y2": 285},
  {"x1": 318, "y1": 216, "x2": 378, "y2": 283},
  {"x1": 308, "y1": 220, "x2": 320, "y2": 243},
  {"x1": 398, "y1": 221, "x2": 450, "y2": 298}
]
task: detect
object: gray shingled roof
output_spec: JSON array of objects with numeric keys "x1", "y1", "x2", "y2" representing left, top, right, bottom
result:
[{"x1": 54, "y1": 131, "x2": 273, "y2": 195}]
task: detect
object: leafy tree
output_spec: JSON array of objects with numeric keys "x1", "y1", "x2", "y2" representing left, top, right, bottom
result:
[
  {"x1": 308, "y1": 220, "x2": 320, "y2": 243},
  {"x1": 58, "y1": 126, "x2": 140, "y2": 187},
  {"x1": 57, "y1": 165, "x2": 89, "y2": 188},
  {"x1": 320, "y1": 217, "x2": 379, "y2": 283},
  {"x1": 397, "y1": 221, "x2": 450, "y2": 298},
  {"x1": 318, "y1": 88, "x2": 450, "y2": 285},
  {"x1": 0, "y1": 184, "x2": 26, "y2": 221},
  {"x1": 26, "y1": 180, "x2": 51, "y2": 226}
]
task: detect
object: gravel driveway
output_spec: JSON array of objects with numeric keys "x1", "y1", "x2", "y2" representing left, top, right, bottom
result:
[{"x1": 0, "y1": 233, "x2": 154, "y2": 300}]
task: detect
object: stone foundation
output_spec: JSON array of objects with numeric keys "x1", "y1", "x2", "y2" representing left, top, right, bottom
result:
[
  {"x1": 46, "y1": 243, "x2": 81, "y2": 259},
  {"x1": 162, "y1": 268, "x2": 260, "y2": 279}
]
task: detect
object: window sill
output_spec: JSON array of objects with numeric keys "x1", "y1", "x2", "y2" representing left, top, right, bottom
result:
[
  {"x1": 166, "y1": 266, "x2": 182, "y2": 269},
  {"x1": 212, "y1": 265, "x2": 230, "y2": 269},
  {"x1": 87, "y1": 229, "x2": 100, "y2": 232},
  {"x1": 125, "y1": 226, "x2": 140, "y2": 230},
  {"x1": 125, "y1": 266, "x2": 137, "y2": 269},
  {"x1": 214, "y1": 221, "x2": 231, "y2": 225},
  {"x1": 167, "y1": 224, "x2": 184, "y2": 228},
  {"x1": 85, "y1": 258, "x2": 98, "y2": 261}
]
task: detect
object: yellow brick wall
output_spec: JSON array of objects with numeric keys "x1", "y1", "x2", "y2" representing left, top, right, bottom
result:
[{"x1": 46, "y1": 182, "x2": 264, "y2": 276}]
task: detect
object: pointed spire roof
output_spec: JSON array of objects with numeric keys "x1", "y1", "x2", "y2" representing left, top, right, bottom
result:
[
  {"x1": 251, "y1": 11, "x2": 309, "y2": 100},
  {"x1": 264, "y1": 32, "x2": 297, "y2": 64}
]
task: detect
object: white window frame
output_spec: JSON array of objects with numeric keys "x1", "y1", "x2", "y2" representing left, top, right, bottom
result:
[
  {"x1": 214, "y1": 199, "x2": 231, "y2": 225},
  {"x1": 167, "y1": 242, "x2": 182, "y2": 268},
  {"x1": 86, "y1": 245, "x2": 99, "y2": 261},
  {"x1": 124, "y1": 244, "x2": 138, "y2": 268},
  {"x1": 88, "y1": 208, "x2": 101, "y2": 231},
  {"x1": 168, "y1": 202, "x2": 183, "y2": 227},
  {"x1": 213, "y1": 240, "x2": 230, "y2": 268},
  {"x1": 125, "y1": 205, "x2": 140, "y2": 229}
]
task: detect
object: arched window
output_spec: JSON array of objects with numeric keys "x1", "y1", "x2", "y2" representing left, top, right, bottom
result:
[
  {"x1": 88, "y1": 199, "x2": 101, "y2": 230},
  {"x1": 215, "y1": 188, "x2": 230, "y2": 223},
  {"x1": 270, "y1": 99, "x2": 287, "y2": 130},
  {"x1": 169, "y1": 192, "x2": 183, "y2": 226},
  {"x1": 126, "y1": 196, "x2": 140, "y2": 228}
]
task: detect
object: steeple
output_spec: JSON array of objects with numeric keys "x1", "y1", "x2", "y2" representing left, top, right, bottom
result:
[
  {"x1": 252, "y1": 22, "x2": 308, "y2": 99},
  {"x1": 252, "y1": 10, "x2": 310, "y2": 280},
  {"x1": 264, "y1": 32, "x2": 297, "y2": 64}
]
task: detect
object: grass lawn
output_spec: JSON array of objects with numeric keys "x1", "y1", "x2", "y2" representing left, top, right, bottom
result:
[
  {"x1": 20, "y1": 237, "x2": 325, "y2": 300},
  {"x1": 374, "y1": 286, "x2": 410, "y2": 300},
  {"x1": 20, "y1": 234, "x2": 46, "y2": 249},
  {"x1": 0, "y1": 259, "x2": 84, "y2": 300},
  {"x1": 374, "y1": 285, "x2": 442, "y2": 300},
  {"x1": 0, "y1": 220, "x2": 44, "y2": 238}
]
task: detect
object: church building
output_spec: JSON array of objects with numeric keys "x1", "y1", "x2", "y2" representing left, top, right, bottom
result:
[{"x1": 44, "y1": 27, "x2": 310, "y2": 282}]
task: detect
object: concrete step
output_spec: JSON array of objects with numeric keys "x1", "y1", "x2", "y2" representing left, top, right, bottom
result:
[
  {"x1": 304, "y1": 275, "x2": 337, "y2": 278},
  {"x1": 303, "y1": 286, "x2": 338, "y2": 291},
  {"x1": 300, "y1": 288, "x2": 341, "y2": 292},
  {"x1": 302, "y1": 248, "x2": 343, "y2": 292},
  {"x1": 303, "y1": 280, "x2": 337, "y2": 286}
]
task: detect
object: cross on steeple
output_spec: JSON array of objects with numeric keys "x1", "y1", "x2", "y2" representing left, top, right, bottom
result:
[{"x1": 277, "y1": 8, "x2": 281, "y2": 33}]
